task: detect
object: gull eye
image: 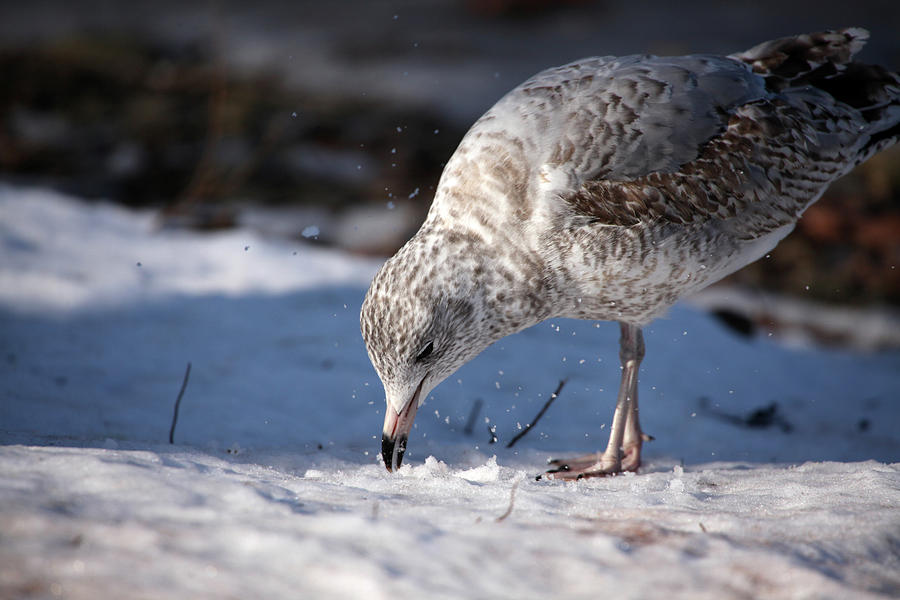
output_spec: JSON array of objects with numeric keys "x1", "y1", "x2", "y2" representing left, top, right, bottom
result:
[{"x1": 415, "y1": 341, "x2": 434, "y2": 362}]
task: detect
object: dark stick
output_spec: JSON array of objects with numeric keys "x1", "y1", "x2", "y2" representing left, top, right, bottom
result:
[
  {"x1": 505, "y1": 378, "x2": 567, "y2": 449},
  {"x1": 463, "y1": 398, "x2": 483, "y2": 436},
  {"x1": 168, "y1": 362, "x2": 192, "y2": 444}
]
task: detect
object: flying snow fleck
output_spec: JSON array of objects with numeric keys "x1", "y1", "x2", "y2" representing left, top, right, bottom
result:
[
  {"x1": 302, "y1": 226, "x2": 320, "y2": 238},
  {"x1": 408, "y1": 187, "x2": 420, "y2": 199}
]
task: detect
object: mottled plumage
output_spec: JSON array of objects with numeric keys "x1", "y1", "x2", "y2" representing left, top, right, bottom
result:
[{"x1": 361, "y1": 28, "x2": 900, "y2": 477}]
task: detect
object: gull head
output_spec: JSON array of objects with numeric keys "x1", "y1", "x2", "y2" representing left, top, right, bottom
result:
[{"x1": 360, "y1": 230, "x2": 493, "y2": 472}]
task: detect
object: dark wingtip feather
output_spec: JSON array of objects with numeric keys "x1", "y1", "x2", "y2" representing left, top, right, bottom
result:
[{"x1": 730, "y1": 28, "x2": 870, "y2": 78}]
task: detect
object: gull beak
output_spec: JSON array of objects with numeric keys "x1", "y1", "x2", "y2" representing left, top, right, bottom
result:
[{"x1": 381, "y1": 378, "x2": 425, "y2": 472}]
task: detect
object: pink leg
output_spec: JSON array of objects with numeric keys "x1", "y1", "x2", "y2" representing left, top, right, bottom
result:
[{"x1": 545, "y1": 323, "x2": 648, "y2": 480}]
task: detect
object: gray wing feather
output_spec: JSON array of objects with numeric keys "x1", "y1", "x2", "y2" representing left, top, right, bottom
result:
[{"x1": 491, "y1": 54, "x2": 768, "y2": 182}]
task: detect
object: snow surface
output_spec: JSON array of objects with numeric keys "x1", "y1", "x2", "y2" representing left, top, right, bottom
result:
[{"x1": 1, "y1": 185, "x2": 899, "y2": 599}]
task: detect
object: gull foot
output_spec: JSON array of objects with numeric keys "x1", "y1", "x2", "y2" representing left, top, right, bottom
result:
[
  {"x1": 538, "y1": 452, "x2": 632, "y2": 480},
  {"x1": 539, "y1": 438, "x2": 652, "y2": 481},
  {"x1": 621, "y1": 441, "x2": 644, "y2": 473}
]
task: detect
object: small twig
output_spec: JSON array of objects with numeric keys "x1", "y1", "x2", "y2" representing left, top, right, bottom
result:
[
  {"x1": 506, "y1": 379, "x2": 567, "y2": 449},
  {"x1": 463, "y1": 398, "x2": 483, "y2": 436},
  {"x1": 168, "y1": 362, "x2": 192, "y2": 444},
  {"x1": 495, "y1": 480, "x2": 521, "y2": 522}
]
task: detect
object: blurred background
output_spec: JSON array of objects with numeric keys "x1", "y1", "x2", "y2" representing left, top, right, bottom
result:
[{"x1": 1, "y1": 0, "x2": 899, "y2": 346}]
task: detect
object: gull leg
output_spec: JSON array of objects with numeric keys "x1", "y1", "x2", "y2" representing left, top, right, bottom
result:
[
  {"x1": 620, "y1": 324, "x2": 646, "y2": 472},
  {"x1": 545, "y1": 323, "x2": 646, "y2": 480}
]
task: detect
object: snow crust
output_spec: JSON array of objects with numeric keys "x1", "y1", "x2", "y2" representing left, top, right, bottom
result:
[{"x1": 1, "y1": 186, "x2": 899, "y2": 599}]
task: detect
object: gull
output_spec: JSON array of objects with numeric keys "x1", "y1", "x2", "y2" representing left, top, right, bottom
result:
[{"x1": 360, "y1": 28, "x2": 900, "y2": 479}]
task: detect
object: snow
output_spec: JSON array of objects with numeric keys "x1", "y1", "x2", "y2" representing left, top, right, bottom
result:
[
  {"x1": 688, "y1": 286, "x2": 900, "y2": 352},
  {"x1": 1, "y1": 185, "x2": 899, "y2": 599},
  {"x1": 0, "y1": 186, "x2": 377, "y2": 314}
]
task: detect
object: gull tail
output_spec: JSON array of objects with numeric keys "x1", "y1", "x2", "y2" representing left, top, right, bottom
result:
[
  {"x1": 730, "y1": 27, "x2": 870, "y2": 78},
  {"x1": 732, "y1": 27, "x2": 900, "y2": 164}
]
